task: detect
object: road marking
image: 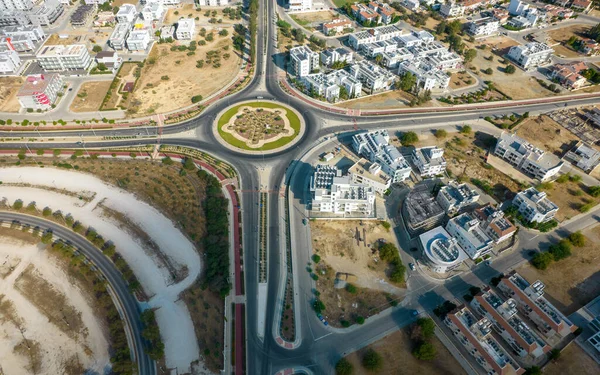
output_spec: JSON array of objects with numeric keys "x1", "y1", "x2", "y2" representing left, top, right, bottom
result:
[
  {"x1": 314, "y1": 332, "x2": 332, "y2": 342},
  {"x1": 527, "y1": 235, "x2": 539, "y2": 241}
]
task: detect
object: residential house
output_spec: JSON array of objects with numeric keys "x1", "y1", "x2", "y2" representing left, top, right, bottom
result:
[
  {"x1": 474, "y1": 203, "x2": 517, "y2": 244},
  {"x1": 571, "y1": 0, "x2": 592, "y2": 12},
  {"x1": 322, "y1": 18, "x2": 353, "y2": 36},
  {"x1": 95, "y1": 50, "x2": 122, "y2": 73},
  {"x1": 549, "y1": 61, "x2": 588, "y2": 90}
]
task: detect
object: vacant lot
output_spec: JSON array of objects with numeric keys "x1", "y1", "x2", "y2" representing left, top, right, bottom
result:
[
  {"x1": 165, "y1": 4, "x2": 240, "y2": 26},
  {"x1": 291, "y1": 11, "x2": 338, "y2": 27},
  {"x1": 335, "y1": 90, "x2": 434, "y2": 109},
  {"x1": 517, "y1": 225, "x2": 600, "y2": 315},
  {"x1": 130, "y1": 28, "x2": 241, "y2": 115},
  {"x1": 344, "y1": 325, "x2": 464, "y2": 375},
  {"x1": 449, "y1": 71, "x2": 476, "y2": 90},
  {"x1": 0, "y1": 77, "x2": 23, "y2": 113},
  {"x1": 543, "y1": 343, "x2": 600, "y2": 375},
  {"x1": 514, "y1": 115, "x2": 580, "y2": 157},
  {"x1": 70, "y1": 81, "x2": 112, "y2": 112},
  {"x1": 548, "y1": 25, "x2": 591, "y2": 58},
  {"x1": 538, "y1": 179, "x2": 599, "y2": 222}
]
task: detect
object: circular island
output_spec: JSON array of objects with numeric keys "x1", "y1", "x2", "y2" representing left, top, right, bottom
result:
[{"x1": 215, "y1": 101, "x2": 304, "y2": 153}]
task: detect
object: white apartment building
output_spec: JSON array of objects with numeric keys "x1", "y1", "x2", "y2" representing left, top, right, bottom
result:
[
  {"x1": 348, "y1": 24, "x2": 404, "y2": 50},
  {"x1": 412, "y1": 146, "x2": 447, "y2": 177},
  {"x1": 507, "y1": 42, "x2": 553, "y2": 69},
  {"x1": 436, "y1": 182, "x2": 479, "y2": 215},
  {"x1": 440, "y1": 2, "x2": 465, "y2": 18},
  {"x1": 0, "y1": 24, "x2": 44, "y2": 51},
  {"x1": 16, "y1": 73, "x2": 63, "y2": 110},
  {"x1": 287, "y1": 0, "x2": 312, "y2": 12},
  {"x1": 142, "y1": 0, "x2": 180, "y2": 4},
  {"x1": 126, "y1": 29, "x2": 151, "y2": 51},
  {"x1": 466, "y1": 17, "x2": 499, "y2": 36},
  {"x1": 398, "y1": 58, "x2": 452, "y2": 91},
  {"x1": 508, "y1": 0, "x2": 528, "y2": 15},
  {"x1": 0, "y1": 48, "x2": 20, "y2": 73},
  {"x1": 446, "y1": 212, "x2": 493, "y2": 259},
  {"x1": 320, "y1": 47, "x2": 353, "y2": 67},
  {"x1": 403, "y1": 0, "x2": 420, "y2": 11},
  {"x1": 564, "y1": 142, "x2": 600, "y2": 173},
  {"x1": 397, "y1": 30, "x2": 434, "y2": 48},
  {"x1": 348, "y1": 60, "x2": 396, "y2": 93},
  {"x1": 302, "y1": 69, "x2": 362, "y2": 102},
  {"x1": 348, "y1": 158, "x2": 392, "y2": 194},
  {"x1": 471, "y1": 287, "x2": 551, "y2": 358},
  {"x1": 361, "y1": 39, "x2": 398, "y2": 58},
  {"x1": 352, "y1": 130, "x2": 412, "y2": 183},
  {"x1": 142, "y1": 2, "x2": 165, "y2": 21},
  {"x1": 498, "y1": 272, "x2": 578, "y2": 338},
  {"x1": 0, "y1": 0, "x2": 34, "y2": 11},
  {"x1": 419, "y1": 226, "x2": 468, "y2": 273},
  {"x1": 512, "y1": 187, "x2": 558, "y2": 223},
  {"x1": 445, "y1": 306, "x2": 525, "y2": 375},
  {"x1": 175, "y1": 18, "x2": 195, "y2": 40},
  {"x1": 116, "y1": 4, "x2": 136, "y2": 24},
  {"x1": 36, "y1": 44, "x2": 92, "y2": 71},
  {"x1": 26, "y1": 0, "x2": 63, "y2": 26},
  {"x1": 474, "y1": 203, "x2": 517, "y2": 244},
  {"x1": 494, "y1": 132, "x2": 563, "y2": 181},
  {"x1": 289, "y1": 45, "x2": 319, "y2": 77},
  {"x1": 109, "y1": 22, "x2": 130, "y2": 50},
  {"x1": 197, "y1": 0, "x2": 230, "y2": 5},
  {"x1": 380, "y1": 47, "x2": 413, "y2": 69},
  {"x1": 310, "y1": 165, "x2": 376, "y2": 216}
]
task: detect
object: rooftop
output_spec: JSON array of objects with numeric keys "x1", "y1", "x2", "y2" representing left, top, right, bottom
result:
[
  {"x1": 405, "y1": 184, "x2": 445, "y2": 225},
  {"x1": 349, "y1": 158, "x2": 391, "y2": 185},
  {"x1": 17, "y1": 74, "x2": 60, "y2": 97},
  {"x1": 515, "y1": 187, "x2": 558, "y2": 215},
  {"x1": 419, "y1": 226, "x2": 467, "y2": 266},
  {"x1": 37, "y1": 44, "x2": 87, "y2": 57}
]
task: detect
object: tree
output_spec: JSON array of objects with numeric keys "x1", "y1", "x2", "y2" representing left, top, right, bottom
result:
[
  {"x1": 97, "y1": 62, "x2": 108, "y2": 71},
  {"x1": 313, "y1": 299, "x2": 325, "y2": 313},
  {"x1": 464, "y1": 49, "x2": 477, "y2": 63},
  {"x1": 42, "y1": 207, "x2": 52, "y2": 216},
  {"x1": 191, "y1": 95, "x2": 203, "y2": 103},
  {"x1": 589, "y1": 185, "x2": 600, "y2": 197},
  {"x1": 416, "y1": 318, "x2": 436, "y2": 339},
  {"x1": 460, "y1": 125, "x2": 471, "y2": 134},
  {"x1": 92, "y1": 45, "x2": 102, "y2": 53},
  {"x1": 548, "y1": 240, "x2": 571, "y2": 261},
  {"x1": 401, "y1": 131, "x2": 419, "y2": 146},
  {"x1": 483, "y1": 67, "x2": 493, "y2": 75},
  {"x1": 568, "y1": 231, "x2": 586, "y2": 247},
  {"x1": 13, "y1": 200, "x2": 23, "y2": 209},
  {"x1": 435, "y1": 129, "x2": 447, "y2": 138},
  {"x1": 531, "y1": 252, "x2": 554, "y2": 270},
  {"x1": 182, "y1": 157, "x2": 196, "y2": 170},
  {"x1": 335, "y1": 358, "x2": 354, "y2": 375},
  {"x1": 345, "y1": 283, "x2": 357, "y2": 294},
  {"x1": 505, "y1": 64, "x2": 516, "y2": 74},
  {"x1": 312, "y1": 254, "x2": 321, "y2": 263},
  {"x1": 412, "y1": 342, "x2": 437, "y2": 360},
  {"x1": 41, "y1": 231, "x2": 53, "y2": 244},
  {"x1": 362, "y1": 349, "x2": 382, "y2": 371},
  {"x1": 219, "y1": 29, "x2": 228, "y2": 37},
  {"x1": 378, "y1": 243, "x2": 399, "y2": 262},
  {"x1": 206, "y1": 33, "x2": 214, "y2": 42},
  {"x1": 355, "y1": 316, "x2": 365, "y2": 324},
  {"x1": 524, "y1": 366, "x2": 542, "y2": 375},
  {"x1": 397, "y1": 72, "x2": 417, "y2": 92},
  {"x1": 549, "y1": 348, "x2": 561, "y2": 361}
]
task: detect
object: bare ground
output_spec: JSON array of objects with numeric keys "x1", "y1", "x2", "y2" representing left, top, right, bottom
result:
[
  {"x1": 70, "y1": 81, "x2": 112, "y2": 113},
  {"x1": 548, "y1": 25, "x2": 591, "y2": 58},
  {"x1": 0, "y1": 77, "x2": 24, "y2": 113},
  {"x1": 543, "y1": 343, "x2": 600, "y2": 375},
  {"x1": 513, "y1": 115, "x2": 581, "y2": 157}
]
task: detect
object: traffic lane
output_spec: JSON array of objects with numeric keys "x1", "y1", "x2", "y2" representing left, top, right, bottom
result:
[{"x1": 0, "y1": 212, "x2": 154, "y2": 375}]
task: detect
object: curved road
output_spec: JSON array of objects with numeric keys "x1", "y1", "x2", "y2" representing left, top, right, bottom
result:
[{"x1": 0, "y1": 212, "x2": 154, "y2": 375}]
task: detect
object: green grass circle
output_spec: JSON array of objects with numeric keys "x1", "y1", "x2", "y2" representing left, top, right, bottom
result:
[{"x1": 217, "y1": 102, "x2": 302, "y2": 151}]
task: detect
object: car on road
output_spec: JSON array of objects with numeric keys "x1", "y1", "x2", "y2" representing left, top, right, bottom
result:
[
  {"x1": 302, "y1": 218, "x2": 307, "y2": 225},
  {"x1": 485, "y1": 259, "x2": 493, "y2": 266},
  {"x1": 412, "y1": 310, "x2": 419, "y2": 317},
  {"x1": 409, "y1": 263, "x2": 416, "y2": 271}
]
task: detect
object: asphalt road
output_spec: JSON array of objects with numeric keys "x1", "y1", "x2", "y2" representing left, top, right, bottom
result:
[{"x1": 0, "y1": 212, "x2": 154, "y2": 375}]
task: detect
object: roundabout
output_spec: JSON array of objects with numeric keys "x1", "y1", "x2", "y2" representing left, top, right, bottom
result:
[{"x1": 215, "y1": 101, "x2": 304, "y2": 153}]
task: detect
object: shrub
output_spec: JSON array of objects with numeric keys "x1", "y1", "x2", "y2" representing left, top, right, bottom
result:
[
  {"x1": 313, "y1": 299, "x2": 325, "y2": 313},
  {"x1": 413, "y1": 342, "x2": 437, "y2": 360},
  {"x1": 13, "y1": 200, "x2": 23, "y2": 209},
  {"x1": 191, "y1": 95, "x2": 203, "y2": 103},
  {"x1": 548, "y1": 240, "x2": 571, "y2": 261},
  {"x1": 312, "y1": 254, "x2": 321, "y2": 263},
  {"x1": 362, "y1": 349, "x2": 382, "y2": 371},
  {"x1": 589, "y1": 186, "x2": 600, "y2": 197},
  {"x1": 568, "y1": 231, "x2": 586, "y2": 247},
  {"x1": 335, "y1": 358, "x2": 353, "y2": 375},
  {"x1": 401, "y1": 131, "x2": 419, "y2": 146},
  {"x1": 460, "y1": 125, "x2": 471, "y2": 134},
  {"x1": 416, "y1": 318, "x2": 435, "y2": 339},
  {"x1": 531, "y1": 252, "x2": 553, "y2": 270},
  {"x1": 525, "y1": 366, "x2": 541, "y2": 375},
  {"x1": 162, "y1": 156, "x2": 173, "y2": 165},
  {"x1": 549, "y1": 348, "x2": 561, "y2": 361},
  {"x1": 505, "y1": 65, "x2": 516, "y2": 74},
  {"x1": 42, "y1": 207, "x2": 52, "y2": 216},
  {"x1": 434, "y1": 129, "x2": 447, "y2": 138},
  {"x1": 345, "y1": 283, "x2": 357, "y2": 294},
  {"x1": 355, "y1": 316, "x2": 365, "y2": 324}
]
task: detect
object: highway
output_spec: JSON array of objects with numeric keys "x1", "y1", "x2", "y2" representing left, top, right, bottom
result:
[
  {"x1": 2, "y1": 0, "x2": 600, "y2": 374},
  {"x1": 0, "y1": 212, "x2": 154, "y2": 375}
]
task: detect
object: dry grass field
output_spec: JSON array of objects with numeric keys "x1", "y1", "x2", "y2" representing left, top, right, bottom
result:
[
  {"x1": 70, "y1": 81, "x2": 112, "y2": 112},
  {"x1": 548, "y1": 25, "x2": 591, "y2": 58},
  {"x1": 543, "y1": 343, "x2": 600, "y2": 375},
  {"x1": 164, "y1": 4, "x2": 240, "y2": 26},
  {"x1": 513, "y1": 115, "x2": 581, "y2": 157},
  {"x1": 0, "y1": 77, "x2": 24, "y2": 113}
]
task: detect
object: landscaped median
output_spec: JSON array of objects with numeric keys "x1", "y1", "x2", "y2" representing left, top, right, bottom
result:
[{"x1": 215, "y1": 101, "x2": 304, "y2": 152}]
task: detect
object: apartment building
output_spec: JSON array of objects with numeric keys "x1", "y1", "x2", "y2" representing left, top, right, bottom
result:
[
  {"x1": 508, "y1": 8, "x2": 540, "y2": 29},
  {"x1": 494, "y1": 131, "x2": 563, "y2": 181},
  {"x1": 175, "y1": 18, "x2": 195, "y2": 40},
  {"x1": 117, "y1": 3, "x2": 136, "y2": 23},
  {"x1": 0, "y1": 24, "x2": 44, "y2": 52},
  {"x1": 419, "y1": 226, "x2": 467, "y2": 273},
  {"x1": 0, "y1": 48, "x2": 20, "y2": 73},
  {"x1": 36, "y1": 44, "x2": 92, "y2": 71},
  {"x1": 466, "y1": 17, "x2": 499, "y2": 36},
  {"x1": 109, "y1": 22, "x2": 130, "y2": 50},
  {"x1": 549, "y1": 61, "x2": 588, "y2": 90},
  {"x1": 320, "y1": 47, "x2": 353, "y2": 67},
  {"x1": 436, "y1": 182, "x2": 479, "y2": 215},
  {"x1": 471, "y1": 287, "x2": 551, "y2": 358},
  {"x1": 412, "y1": 146, "x2": 447, "y2": 177},
  {"x1": 322, "y1": 18, "x2": 353, "y2": 36},
  {"x1": 348, "y1": 60, "x2": 396, "y2": 93},
  {"x1": 349, "y1": 158, "x2": 392, "y2": 194},
  {"x1": 348, "y1": 24, "x2": 404, "y2": 50},
  {"x1": 0, "y1": 0, "x2": 33, "y2": 11},
  {"x1": 143, "y1": 0, "x2": 180, "y2": 4},
  {"x1": 287, "y1": 0, "x2": 312, "y2": 12},
  {"x1": 16, "y1": 73, "x2": 63, "y2": 109},
  {"x1": 508, "y1": 42, "x2": 553, "y2": 69},
  {"x1": 445, "y1": 305, "x2": 525, "y2": 375},
  {"x1": 403, "y1": 183, "x2": 446, "y2": 236},
  {"x1": 26, "y1": 0, "x2": 63, "y2": 26},
  {"x1": 440, "y1": 2, "x2": 465, "y2": 18},
  {"x1": 564, "y1": 142, "x2": 600, "y2": 173},
  {"x1": 446, "y1": 212, "x2": 493, "y2": 259},
  {"x1": 512, "y1": 187, "x2": 558, "y2": 223},
  {"x1": 289, "y1": 45, "x2": 319, "y2": 77},
  {"x1": 380, "y1": 47, "x2": 412, "y2": 69},
  {"x1": 302, "y1": 69, "x2": 362, "y2": 102},
  {"x1": 361, "y1": 39, "x2": 398, "y2": 58},
  {"x1": 352, "y1": 129, "x2": 412, "y2": 183},
  {"x1": 351, "y1": 2, "x2": 395, "y2": 25},
  {"x1": 95, "y1": 50, "x2": 122, "y2": 73},
  {"x1": 398, "y1": 58, "x2": 452, "y2": 90},
  {"x1": 71, "y1": 3, "x2": 95, "y2": 27},
  {"x1": 310, "y1": 165, "x2": 376, "y2": 216},
  {"x1": 126, "y1": 29, "x2": 151, "y2": 51},
  {"x1": 403, "y1": 0, "x2": 420, "y2": 11},
  {"x1": 498, "y1": 272, "x2": 578, "y2": 338},
  {"x1": 474, "y1": 203, "x2": 516, "y2": 244},
  {"x1": 142, "y1": 2, "x2": 165, "y2": 21},
  {"x1": 508, "y1": 0, "x2": 528, "y2": 15},
  {"x1": 197, "y1": 0, "x2": 230, "y2": 5},
  {"x1": 397, "y1": 30, "x2": 434, "y2": 48}
]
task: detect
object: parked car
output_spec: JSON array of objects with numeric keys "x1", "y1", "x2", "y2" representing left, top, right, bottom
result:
[
  {"x1": 412, "y1": 310, "x2": 419, "y2": 317},
  {"x1": 302, "y1": 218, "x2": 307, "y2": 225},
  {"x1": 409, "y1": 263, "x2": 416, "y2": 271}
]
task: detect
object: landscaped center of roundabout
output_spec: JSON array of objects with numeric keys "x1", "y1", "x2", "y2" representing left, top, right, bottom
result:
[{"x1": 215, "y1": 101, "x2": 304, "y2": 152}]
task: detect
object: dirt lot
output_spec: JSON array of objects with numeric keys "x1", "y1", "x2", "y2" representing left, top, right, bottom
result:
[
  {"x1": 112, "y1": 0, "x2": 136, "y2": 6},
  {"x1": 449, "y1": 71, "x2": 476, "y2": 90},
  {"x1": 514, "y1": 115, "x2": 581, "y2": 157},
  {"x1": 540, "y1": 179, "x2": 599, "y2": 221},
  {"x1": 548, "y1": 25, "x2": 591, "y2": 58},
  {"x1": 344, "y1": 325, "x2": 464, "y2": 375},
  {"x1": 70, "y1": 81, "x2": 112, "y2": 112},
  {"x1": 310, "y1": 220, "x2": 405, "y2": 292},
  {"x1": 335, "y1": 90, "x2": 440, "y2": 109},
  {"x1": 0, "y1": 77, "x2": 23, "y2": 113},
  {"x1": 517, "y1": 225, "x2": 600, "y2": 315},
  {"x1": 130, "y1": 28, "x2": 241, "y2": 115},
  {"x1": 165, "y1": 4, "x2": 240, "y2": 26},
  {"x1": 291, "y1": 10, "x2": 338, "y2": 26},
  {"x1": 543, "y1": 343, "x2": 600, "y2": 375}
]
